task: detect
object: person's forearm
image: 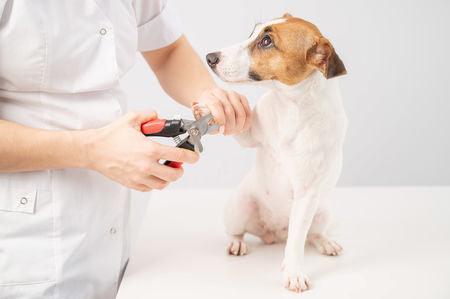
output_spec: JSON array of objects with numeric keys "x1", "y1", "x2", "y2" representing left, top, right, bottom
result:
[
  {"x1": 142, "y1": 35, "x2": 217, "y2": 107},
  {"x1": 0, "y1": 120, "x2": 88, "y2": 172},
  {"x1": 0, "y1": 111, "x2": 199, "y2": 191}
]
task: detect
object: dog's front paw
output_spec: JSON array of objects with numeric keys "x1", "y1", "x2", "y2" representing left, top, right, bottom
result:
[
  {"x1": 227, "y1": 240, "x2": 248, "y2": 256},
  {"x1": 282, "y1": 265, "x2": 311, "y2": 293}
]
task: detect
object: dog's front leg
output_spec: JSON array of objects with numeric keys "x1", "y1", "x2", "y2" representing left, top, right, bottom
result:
[
  {"x1": 233, "y1": 128, "x2": 261, "y2": 148},
  {"x1": 234, "y1": 110, "x2": 263, "y2": 148},
  {"x1": 282, "y1": 189, "x2": 320, "y2": 293}
]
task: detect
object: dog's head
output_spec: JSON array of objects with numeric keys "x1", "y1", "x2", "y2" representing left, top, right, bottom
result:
[{"x1": 206, "y1": 13, "x2": 346, "y2": 86}]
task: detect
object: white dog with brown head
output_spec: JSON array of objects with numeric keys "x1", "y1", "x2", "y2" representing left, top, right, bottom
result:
[{"x1": 199, "y1": 13, "x2": 347, "y2": 293}]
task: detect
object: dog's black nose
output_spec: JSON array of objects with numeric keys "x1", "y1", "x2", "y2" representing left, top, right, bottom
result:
[{"x1": 206, "y1": 52, "x2": 220, "y2": 67}]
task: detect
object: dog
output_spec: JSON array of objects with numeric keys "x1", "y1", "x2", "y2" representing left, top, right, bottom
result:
[{"x1": 201, "y1": 13, "x2": 347, "y2": 293}]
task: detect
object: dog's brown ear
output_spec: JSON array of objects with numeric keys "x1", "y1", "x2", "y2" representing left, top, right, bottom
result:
[
  {"x1": 306, "y1": 38, "x2": 347, "y2": 79},
  {"x1": 282, "y1": 13, "x2": 293, "y2": 18}
]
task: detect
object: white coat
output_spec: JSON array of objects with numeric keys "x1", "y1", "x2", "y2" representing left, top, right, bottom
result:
[{"x1": 0, "y1": 1, "x2": 182, "y2": 298}]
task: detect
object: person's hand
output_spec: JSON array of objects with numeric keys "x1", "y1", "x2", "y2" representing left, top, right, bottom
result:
[
  {"x1": 195, "y1": 88, "x2": 252, "y2": 135},
  {"x1": 82, "y1": 110, "x2": 199, "y2": 192}
]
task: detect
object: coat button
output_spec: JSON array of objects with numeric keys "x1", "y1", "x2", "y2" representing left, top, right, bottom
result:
[
  {"x1": 110, "y1": 227, "x2": 117, "y2": 234},
  {"x1": 20, "y1": 197, "x2": 28, "y2": 205},
  {"x1": 100, "y1": 28, "x2": 107, "y2": 35}
]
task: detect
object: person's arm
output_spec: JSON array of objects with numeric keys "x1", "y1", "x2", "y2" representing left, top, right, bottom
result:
[
  {"x1": 0, "y1": 110, "x2": 198, "y2": 192},
  {"x1": 142, "y1": 35, "x2": 252, "y2": 135},
  {"x1": 0, "y1": 119, "x2": 87, "y2": 171}
]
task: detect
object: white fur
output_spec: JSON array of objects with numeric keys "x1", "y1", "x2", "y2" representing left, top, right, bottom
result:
[
  {"x1": 208, "y1": 17, "x2": 347, "y2": 293},
  {"x1": 213, "y1": 43, "x2": 251, "y2": 83},
  {"x1": 247, "y1": 18, "x2": 287, "y2": 44},
  {"x1": 224, "y1": 71, "x2": 348, "y2": 292}
]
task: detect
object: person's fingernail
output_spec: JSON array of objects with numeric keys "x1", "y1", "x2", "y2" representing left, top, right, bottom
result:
[{"x1": 219, "y1": 126, "x2": 225, "y2": 134}]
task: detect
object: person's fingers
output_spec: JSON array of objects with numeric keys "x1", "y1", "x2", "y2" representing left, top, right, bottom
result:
[
  {"x1": 228, "y1": 91, "x2": 246, "y2": 132},
  {"x1": 148, "y1": 175, "x2": 169, "y2": 190},
  {"x1": 192, "y1": 102, "x2": 220, "y2": 135},
  {"x1": 133, "y1": 183, "x2": 153, "y2": 192},
  {"x1": 139, "y1": 175, "x2": 169, "y2": 191},
  {"x1": 125, "y1": 110, "x2": 159, "y2": 131},
  {"x1": 239, "y1": 94, "x2": 252, "y2": 131},
  {"x1": 197, "y1": 89, "x2": 251, "y2": 134},
  {"x1": 191, "y1": 102, "x2": 211, "y2": 120},
  {"x1": 128, "y1": 161, "x2": 182, "y2": 192},
  {"x1": 151, "y1": 161, "x2": 184, "y2": 182},
  {"x1": 137, "y1": 110, "x2": 158, "y2": 123},
  {"x1": 204, "y1": 95, "x2": 226, "y2": 132},
  {"x1": 152, "y1": 143, "x2": 199, "y2": 164},
  {"x1": 213, "y1": 89, "x2": 236, "y2": 135}
]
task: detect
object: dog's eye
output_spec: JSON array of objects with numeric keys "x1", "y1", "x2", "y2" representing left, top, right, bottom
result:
[{"x1": 260, "y1": 36, "x2": 272, "y2": 48}]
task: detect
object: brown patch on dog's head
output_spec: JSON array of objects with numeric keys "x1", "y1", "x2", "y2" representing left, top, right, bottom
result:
[{"x1": 248, "y1": 15, "x2": 346, "y2": 85}]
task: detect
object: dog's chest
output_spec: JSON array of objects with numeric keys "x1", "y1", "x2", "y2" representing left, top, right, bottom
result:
[
  {"x1": 277, "y1": 103, "x2": 301, "y2": 143},
  {"x1": 259, "y1": 95, "x2": 325, "y2": 154}
]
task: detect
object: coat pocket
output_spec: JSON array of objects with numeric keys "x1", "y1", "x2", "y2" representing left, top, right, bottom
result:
[{"x1": 0, "y1": 184, "x2": 55, "y2": 285}]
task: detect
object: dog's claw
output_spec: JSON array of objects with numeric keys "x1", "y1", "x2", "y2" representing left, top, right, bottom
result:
[
  {"x1": 309, "y1": 234, "x2": 343, "y2": 256},
  {"x1": 284, "y1": 274, "x2": 311, "y2": 293},
  {"x1": 282, "y1": 264, "x2": 311, "y2": 293}
]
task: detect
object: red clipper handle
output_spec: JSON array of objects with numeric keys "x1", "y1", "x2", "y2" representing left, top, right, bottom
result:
[
  {"x1": 164, "y1": 161, "x2": 183, "y2": 168},
  {"x1": 141, "y1": 119, "x2": 167, "y2": 135},
  {"x1": 141, "y1": 119, "x2": 184, "y2": 168}
]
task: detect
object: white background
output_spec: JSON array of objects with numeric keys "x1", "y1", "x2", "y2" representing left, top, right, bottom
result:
[{"x1": 121, "y1": 0, "x2": 450, "y2": 188}]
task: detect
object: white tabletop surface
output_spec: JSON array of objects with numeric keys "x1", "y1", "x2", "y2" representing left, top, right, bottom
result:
[{"x1": 117, "y1": 187, "x2": 450, "y2": 299}]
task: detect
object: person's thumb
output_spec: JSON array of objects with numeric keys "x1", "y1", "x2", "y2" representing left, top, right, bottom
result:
[{"x1": 126, "y1": 110, "x2": 158, "y2": 125}]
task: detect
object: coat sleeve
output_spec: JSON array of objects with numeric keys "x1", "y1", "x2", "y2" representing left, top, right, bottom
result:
[
  {"x1": 133, "y1": 0, "x2": 183, "y2": 52},
  {"x1": 1, "y1": 0, "x2": 10, "y2": 21}
]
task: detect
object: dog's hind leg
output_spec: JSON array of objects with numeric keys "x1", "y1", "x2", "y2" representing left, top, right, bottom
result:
[
  {"x1": 307, "y1": 202, "x2": 343, "y2": 256},
  {"x1": 227, "y1": 234, "x2": 248, "y2": 256}
]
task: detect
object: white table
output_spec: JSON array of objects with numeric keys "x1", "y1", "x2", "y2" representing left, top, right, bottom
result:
[{"x1": 117, "y1": 187, "x2": 450, "y2": 299}]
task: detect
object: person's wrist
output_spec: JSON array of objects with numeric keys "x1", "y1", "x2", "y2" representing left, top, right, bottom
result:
[
  {"x1": 70, "y1": 129, "x2": 97, "y2": 170},
  {"x1": 192, "y1": 85, "x2": 218, "y2": 105}
]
